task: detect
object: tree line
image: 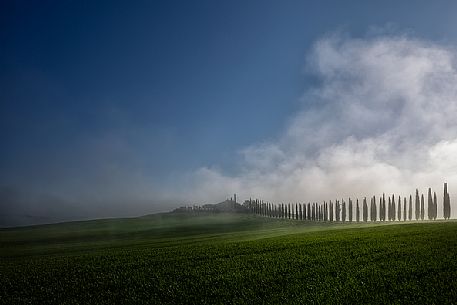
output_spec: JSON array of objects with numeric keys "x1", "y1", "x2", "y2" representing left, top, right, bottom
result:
[{"x1": 245, "y1": 183, "x2": 452, "y2": 221}]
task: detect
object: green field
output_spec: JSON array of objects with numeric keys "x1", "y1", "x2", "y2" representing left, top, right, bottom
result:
[{"x1": 1, "y1": 213, "x2": 456, "y2": 304}]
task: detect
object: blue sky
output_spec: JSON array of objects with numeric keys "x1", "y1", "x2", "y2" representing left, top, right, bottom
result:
[{"x1": 2, "y1": 0, "x2": 457, "y2": 225}]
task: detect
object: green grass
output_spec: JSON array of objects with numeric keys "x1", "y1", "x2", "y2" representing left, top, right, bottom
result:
[{"x1": 1, "y1": 213, "x2": 456, "y2": 304}]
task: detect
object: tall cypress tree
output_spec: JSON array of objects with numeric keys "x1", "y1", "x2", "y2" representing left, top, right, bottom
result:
[
  {"x1": 433, "y1": 192, "x2": 437, "y2": 220},
  {"x1": 392, "y1": 195, "x2": 397, "y2": 221},
  {"x1": 403, "y1": 197, "x2": 407, "y2": 221},
  {"x1": 329, "y1": 201, "x2": 333, "y2": 221},
  {"x1": 415, "y1": 189, "x2": 420, "y2": 220},
  {"x1": 369, "y1": 197, "x2": 373, "y2": 222},
  {"x1": 363, "y1": 197, "x2": 368, "y2": 222},
  {"x1": 421, "y1": 194, "x2": 425, "y2": 220},
  {"x1": 356, "y1": 199, "x2": 360, "y2": 222},
  {"x1": 444, "y1": 183, "x2": 451, "y2": 220},
  {"x1": 428, "y1": 188, "x2": 433, "y2": 220},
  {"x1": 325, "y1": 202, "x2": 328, "y2": 221},
  {"x1": 342, "y1": 200, "x2": 346, "y2": 222},
  {"x1": 349, "y1": 198, "x2": 353, "y2": 222},
  {"x1": 397, "y1": 196, "x2": 401, "y2": 221},
  {"x1": 382, "y1": 193, "x2": 386, "y2": 221},
  {"x1": 373, "y1": 196, "x2": 377, "y2": 222},
  {"x1": 387, "y1": 197, "x2": 392, "y2": 221}
]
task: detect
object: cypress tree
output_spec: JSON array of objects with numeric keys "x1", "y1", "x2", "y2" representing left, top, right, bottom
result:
[
  {"x1": 382, "y1": 193, "x2": 386, "y2": 221},
  {"x1": 408, "y1": 195, "x2": 412, "y2": 221},
  {"x1": 421, "y1": 194, "x2": 425, "y2": 220},
  {"x1": 444, "y1": 183, "x2": 451, "y2": 220},
  {"x1": 363, "y1": 197, "x2": 368, "y2": 222},
  {"x1": 323, "y1": 202, "x2": 326, "y2": 221},
  {"x1": 342, "y1": 200, "x2": 346, "y2": 222},
  {"x1": 403, "y1": 197, "x2": 407, "y2": 221},
  {"x1": 349, "y1": 198, "x2": 353, "y2": 222},
  {"x1": 325, "y1": 202, "x2": 329, "y2": 221},
  {"x1": 428, "y1": 188, "x2": 433, "y2": 220},
  {"x1": 397, "y1": 196, "x2": 401, "y2": 221},
  {"x1": 415, "y1": 189, "x2": 420, "y2": 220},
  {"x1": 307, "y1": 203, "x2": 311, "y2": 221},
  {"x1": 369, "y1": 197, "x2": 373, "y2": 222},
  {"x1": 379, "y1": 197, "x2": 383, "y2": 221},
  {"x1": 330, "y1": 201, "x2": 334, "y2": 222},
  {"x1": 387, "y1": 197, "x2": 392, "y2": 221},
  {"x1": 355, "y1": 199, "x2": 360, "y2": 222},
  {"x1": 372, "y1": 196, "x2": 377, "y2": 222},
  {"x1": 433, "y1": 192, "x2": 437, "y2": 220},
  {"x1": 392, "y1": 195, "x2": 397, "y2": 221},
  {"x1": 334, "y1": 201, "x2": 338, "y2": 222}
]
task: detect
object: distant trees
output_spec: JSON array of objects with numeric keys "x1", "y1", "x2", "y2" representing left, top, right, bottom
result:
[{"x1": 242, "y1": 183, "x2": 451, "y2": 222}]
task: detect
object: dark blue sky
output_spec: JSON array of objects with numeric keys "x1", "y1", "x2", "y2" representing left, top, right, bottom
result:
[{"x1": 2, "y1": 0, "x2": 457, "y2": 224}]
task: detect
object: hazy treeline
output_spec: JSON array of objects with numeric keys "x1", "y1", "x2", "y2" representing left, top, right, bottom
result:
[{"x1": 245, "y1": 183, "x2": 452, "y2": 221}]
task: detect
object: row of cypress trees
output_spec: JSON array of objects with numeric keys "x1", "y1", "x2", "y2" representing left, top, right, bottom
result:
[{"x1": 246, "y1": 183, "x2": 451, "y2": 221}]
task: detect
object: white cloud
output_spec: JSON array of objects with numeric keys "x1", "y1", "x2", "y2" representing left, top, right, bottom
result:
[{"x1": 185, "y1": 33, "x2": 457, "y2": 218}]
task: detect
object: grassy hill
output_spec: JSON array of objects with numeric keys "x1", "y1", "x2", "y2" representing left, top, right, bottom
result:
[{"x1": 1, "y1": 213, "x2": 457, "y2": 304}]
